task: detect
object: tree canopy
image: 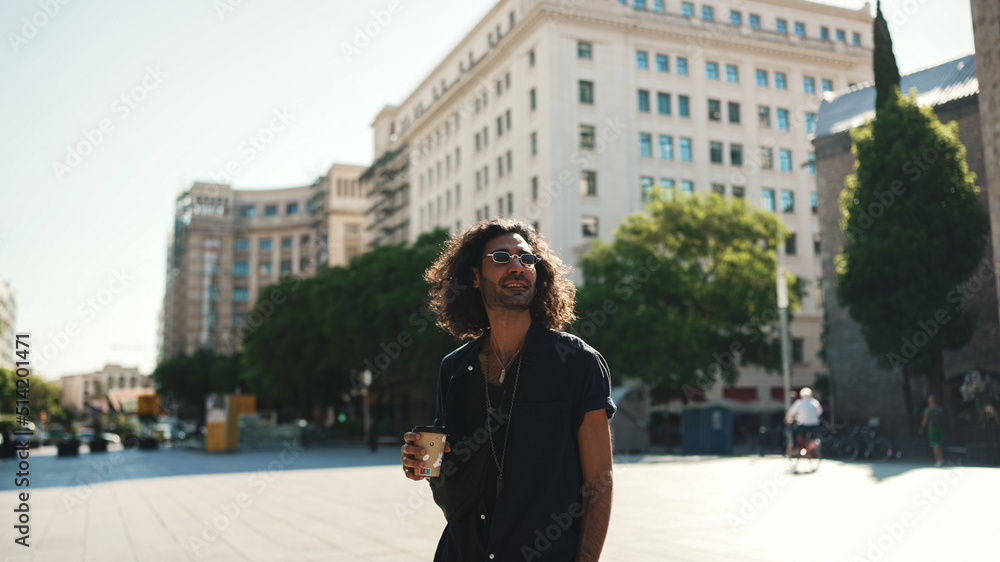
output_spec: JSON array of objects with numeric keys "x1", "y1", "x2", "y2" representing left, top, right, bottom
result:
[{"x1": 576, "y1": 191, "x2": 800, "y2": 397}]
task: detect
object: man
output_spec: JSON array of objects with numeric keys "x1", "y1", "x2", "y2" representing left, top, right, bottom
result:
[
  {"x1": 919, "y1": 395, "x2": 944, "y2": 467},
  {"x1": 401, "y1": 219, "x2": 617, "y2": 561},
  {"x1": 785, "y1": 387, "x2": 822, "y2": 455}
]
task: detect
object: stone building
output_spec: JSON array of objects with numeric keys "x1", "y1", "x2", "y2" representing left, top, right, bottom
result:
[
  {"x1": 53, "y1": 364, "x2": 154, "y2": 415},
  {"x1": 814, "y1": 54, "x2": 1000, "y2": 458}
]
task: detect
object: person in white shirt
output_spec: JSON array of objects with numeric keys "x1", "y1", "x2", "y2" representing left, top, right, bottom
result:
[{"x1": 785, "y1": 387, "x2": 823, "y2": 455}]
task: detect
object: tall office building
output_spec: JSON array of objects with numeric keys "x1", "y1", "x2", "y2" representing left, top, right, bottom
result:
[
  {"x1": 159, "y1": 163, "x2": 366, "y2": 362},
  {"x1": 367, "y1": 0, "x2": 872, "y2": 413},
  {"x1": 0, "y1": 279, "x2": 17, "y2": 371}
]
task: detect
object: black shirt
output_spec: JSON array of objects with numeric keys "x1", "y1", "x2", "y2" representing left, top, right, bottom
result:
[{"x1": 428, "y1": 321, "x2": 617, "y2": 561}]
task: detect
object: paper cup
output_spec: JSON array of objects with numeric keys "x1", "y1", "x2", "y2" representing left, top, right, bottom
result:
[{"x1": 411, "y1": 425, "x2": 447, "y2": 477}]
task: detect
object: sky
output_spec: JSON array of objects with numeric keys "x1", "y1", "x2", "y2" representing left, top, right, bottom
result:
[{"x1": 0, "y1": 0, "x2": 976, "y2": 380}]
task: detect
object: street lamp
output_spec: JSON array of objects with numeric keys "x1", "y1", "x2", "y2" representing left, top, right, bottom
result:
[{"x1": 361, "y1": 369, "x2": 372, "y2": 445}]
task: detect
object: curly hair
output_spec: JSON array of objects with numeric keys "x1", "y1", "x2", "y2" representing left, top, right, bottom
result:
[{"x1": 424, "y1": 218, "x2": 577, "y2": 339}]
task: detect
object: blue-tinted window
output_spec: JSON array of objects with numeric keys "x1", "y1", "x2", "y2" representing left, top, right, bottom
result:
[
  {"x1": 779, "y1": 149, "x2": 792, "y2": 172},
  {"x1": 820, "y1": 27, "x2": 829, "y2": 40},
  {"x1": 264, "y1": 205, "x2": 277, "y2": 217},
  {"x1": 578, "y1": 41, "x2": 593, "y2": 59},
  {"x1": 235, "y1": 239, "x2": 250, "y2": 251},
  {"x1": 654, "y1": 0, "x2": 665, "y2": 12},
  {"x1": 233, "y1": 288, "x2": 250, "y2": 302},
  {"x1": 775, "y1": 72, "x2": 787, "y2": 90},
  {"x1": 239, "y1": 205, "x2": 256, "y2": 218},
  {"x1": 638, "y1": 90, "x2": 650, "y2": 112},
  {"x1": 805, "y1": 112, "x2": 817, "y2": 134},
  {"x1": 639, "y1": 133, "x2": 652, "y2": 158},
  {"x1": 233, "y1": 261, "x2": 249, "y2": 276},
  {"x1": 261, "y1": 262, "x2": 272, "y2": 275},
  {"x1": 730, "y1": 11, "x2": 742, "y2": 26},
  {"x1": 762, "y1": 189, "x2": 775, "y2": 212},
  {"x1": 822, "y1": 79, "x2": 833, "y2": 93},
  {"x1": 803, "y1": 76, "x2": 815, "y2": 93},
  {"x1": 836, "y1": 29, "x2": 846, "y2": 42},
  {"x1": 636, "y1": 51, "x2": 649, "y2": 69},
  {"x1": 706, "y1": 62, "x2": 719, "y2": 80},
  {"x1": 781, "y1": 190, "x2": 794, "y2": 212},
  {"x1": 776, "y1": 19, "x2": 787, "y2": 33},
  {"x1": 681, "y1": 180, "x2": 694, "y2": 195},
  {"x1": 681, "y1": 2, "x2": 694, "y2": 17},
  {"x1": 659, "y1": 135, "x2": 673, "y2": 159},
  {"x1": 282, "y1": 237, "x2": 292, "y2": 249},
  {"x1": 811, "y1": 192, "x2": 819, "y2": 212},
  {"x1": 726, "y1": 65, "x2": 739, "y2": 83},
  {"x1": 655, "y1": 54, "x2": 669, "y2": 72},
  {"x1": 579, "y1": 80, "x2": 594, "y2": 103},
  {"x1": 232, "y1": 313, "x2": 243, "y2": 327},
  {"x1": 852, "y1": 32, "x2": 861, "y2": 46},
  {"x1": 286, "y1": 202, "x2": 299, "y2": 215},
  {"x1": 756, "y1": 69, "x2": 768, "y2": 87},
  {"x1": 680, "y1": 137, "x2": 692, "y2": 162},
  {"x1": 702, "y1": 6, "x2": 714, "y2": 21},
  {"x1": 678, "y1": 95, "x2": 690, "y2": 117},
  {"x1": 657, "y1": 92, "x2": 671, "y2": 115},
  {"x1": 641, "y1": 176, "x2": 654, "y2": 202},
  {"x1": 749, "y1": 14, "x2": 760, "y2": 29},
  {"x1": 260, "y1": 239, "x2": 272, "y2": 251},
  {"x1": 677, "y1": 57, "x2": 688, "y2": 75},
  {"x1": 634, "y1": 0, "x2": 646, "y2": 8},
  {"x1": 795, "y1": 22, "x2": 805, "y2": 37},
  {"x1": 777, "y1": 109, "x2": 789, "y2": 131},
  {"x1": 807, "y1": 152, "x2": 816, "y2": 175}
]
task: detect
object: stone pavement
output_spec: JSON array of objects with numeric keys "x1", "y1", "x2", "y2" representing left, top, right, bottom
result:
[{"x1": 0, "y1": 445, "x2": 997, "y2": 561}]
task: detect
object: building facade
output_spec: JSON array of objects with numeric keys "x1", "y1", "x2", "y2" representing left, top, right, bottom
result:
[
  {"x1": 0, "y1": 279, "x2": 16, "y2": 371},
  {"x1": 159, "y1": 163, "x2": 365, "y2": 361},
  {"x1": 367, "y1": 0, "x2": 873, "y2": 414},
  {"x1": 814, "y1": 55, "x2": 1000, "y2": 454},
  {"x1": 54, "y1": 364, "x2": 153, "y2": 415}
]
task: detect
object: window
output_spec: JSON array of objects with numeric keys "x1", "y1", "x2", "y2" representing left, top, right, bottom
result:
[
  {"x1": 852, "y1": 32, "x2": 861, "y2": 46},
  {"x1": 785, "y1": 233, "x2": 797, "y2": 256},
  {"x1": 260, "y1": 262, "x2": 272, "y2": 276},
  {"x1": 821, "y1": 79, "x2": 833, "y2": 93},
  {"x1": 506, "y1": 151, "x2": 512, "y2": 172},
  {"x1": 530, "y1": 88, "x2": 536, "y2": 110},
  {"x1": 749, "y1": 14, "x2": 760, "y2": 29},
  {"x1": 681, "y1": 180, "x2": 694, "y2": 195},
  {"x1": 777, "y1": 108, "x2": 789, "y2": 130},
  {"x1": 232, "y1": 313, "x2": 243, "y2": 327},
  {"x1": 209, "y1": 284, "x2": 218, "y2": 301},
  {"x1": 794, "y1": 22, "x2": 805, "y2": 37},
  {"x1": 634, "y1": 0, "x2": 646, "y2": 8},
  {"x1": 761, "y1": 147, "x2": 773, "y2": 169},
  {"x1": 807, "y1": 152, "x2": 816, "y2": 175},
  {"x1": 497, "y1": 156, "x2": 504, "y2": 178},
  {"x1": 636, "y1": 51, "x2": 649, "y2": 69},
  {"x1": 577, "y1": 41, "x2": 592, "y2": 59},
  {"x1": 655, "y1": 54, "x2": 668, "y2": 72},
  {"x1": 779, "y1": 149, "x2": 792, "y2": 172},
  {"x1": 792, "y1": 338, "x2": 804, "y2": 363},
  {"x1": 680, "y1": 137, "x2": 692, "y2": 162},
  {"x1": 638, "y1": 89, "x2": 650, "y2": 112},
  {"x1": 659, "y1": 135, "x2": 673, "y2": 160},
  {"x1": 581, "y1": 171, "x2": 597, "y2": 196},
  {"x1": 286, "y1": 202, "x2": 298, "y2": 215},
  {"x1": 582, "y1": 216, "x2": 599, "y2": 237},
  {"x1": 239, "y1": 205, "x2": 256, "y2": 218},
  {"x1": 836, "y1": 29, "x2": 846, "y2": 43},
  {"x1": 726, "y1": 65, "x2": 739, "y2": 83},
  {"x1": 730, "y1": 11, "x2": 742, "y2": 26},
  {"x1": 728, "y1": 102, "x2": 741, "y2": 124},
  {"x1": 681, "y1": 2, "x2": 694, "y2": 17},
  {"x1": 775, "y1": 72, "x2": 787, "y2": 90},
  {"x1": 497, "y1": 116, "x2": 503, "y2": 137},
  {"x1": 475, "y1": 132, "x2": 481, "y2": 152},
  {"x1": 679, "y1": 95, "x2": 690, "y2": 117},
  {"x1": 730, "y1": 144, "x2": 743, "y2": 165},
  {"x1": 813, "y1": 233, "x2": 822, "y2": 255},
  {"x1": 708, "y1": 99, "x2": 721, "y2": 121},
  {"x1": 676, "y1": 57, "x2": 688, "y2": 76},
  {"x1": 483, "y1": 127, "x2": 489, "y2": 146},
  {"x1": 484, "y1": 166, "x2": 490, "y2": 186},
  {"x1": 282, "y1": 237, "x2": 292, "y2": 249},
  {"x1": 781, "y1": 190, "x2": 795, "y2": 212},
  {"x1": 654, "y1": 0, "x2": 665, "y2": 12},
  {"x1": 497, "y1": 80, "x2": 503, "y2": 96},
  {"x1": 580, "y1": 125, "x2": 595, "y2": 149},
  {"x1": 733, "y1": 186, "x2": 745, "y2": 198},
  {"x1": 233, "y1": 288, "x2": 250, "y2": 302},
  {"x1": 264, "y1": 204, "x2": 278, "y2": 217},
  {"x1": 529, "y1": 49, "x2": 535, "y2": 66},
  {"x1": 820, "y1": 26, "x2": 829, "y2": 40},
  {"x1": 476, "y1": 170, "x2": 482, "y2": 191},
  {"x1": 706, "y1": 62, "x2": 719, "y2": 80},
  {"x1": 816, "y1": 277, "x2": 825, "y2": 307},
  {"x1": 756, "y1": 69, "x2": 768, "y2": 87},
  {"x1": 805, "y1": 112, "x2": 817, "y2": 134},
  {"x1": 260, "y1": 239, "x2": 272, "y2": 251},
  {"x1": 531, "y1": 132, "x2": 538, "y2": 155},
  {"x1": 776, "y1": 18, "x2": 787, "y2": 33},
  {"x1": 657, "y1": 92, "x2": 671, "y2": 115},
  {"x1": 803, "y1": 76, "x2": 815, "y2": 94},
  {"x1": 639, "y1": 133, "x2": 652, "y2": 157},
  {"x1": 235, "y1": 239, "x2": 250, "y2": 251},
  {"x1": 531, "y1": 177, "x2": 538, "y2": 201},
  {"x1": 710, "y1": 141, "x2": 723, "y2": 164},
  {"x1": 579, "y1": 80, "x2": 594, "y2": 103},
  {"x1": 281, "y1": 260, "x2": 291, "y2": 274},
  {"x1": 758, "y1": 106, "x2": 771, "y2": 127},
  {"x1": 712, "y1": 183, "x2": 726, "y2": 195},
  {"x1": 811, "y1": 192, "x2": 819, "y2": 213},
  {"x1": 702, "y1": 5, "x2": 714, "y2": 21},
  {"x1": 762, "y1": 189, "x2": 775, "y2": 212}
]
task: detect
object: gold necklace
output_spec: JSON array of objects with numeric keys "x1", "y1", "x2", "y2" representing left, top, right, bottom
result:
[{"x1": 484, "y1": 342, "x2": 523, "y2": 498}]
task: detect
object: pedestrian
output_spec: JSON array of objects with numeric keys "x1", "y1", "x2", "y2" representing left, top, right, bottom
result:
[
  {"x1": 400, "y1": 218, "x2": 617, "y2": 561},
  {"x1": 919, "y1": 395, "x2": 945, "y2": 467}
]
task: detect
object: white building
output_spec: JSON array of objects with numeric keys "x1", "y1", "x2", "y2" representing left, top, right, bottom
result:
[
  {"x1": 0, "y1": 279, "x2": 16, "y2": 372},
  {"x1": 54, "y1": 364, "x2": 154, "y2": 415},
  {"x1": 368, "y1": 0, "x2": 873, "y2": 413}
]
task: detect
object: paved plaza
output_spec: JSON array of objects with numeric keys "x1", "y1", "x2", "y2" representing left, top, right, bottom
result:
[{"x1": 0, "y1": 444, "x2": 996, "y2": 561}]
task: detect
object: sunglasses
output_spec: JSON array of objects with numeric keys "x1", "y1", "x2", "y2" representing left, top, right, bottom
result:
[{"x1": 483, "y1": 250, "x2": 541, "y2": 266}]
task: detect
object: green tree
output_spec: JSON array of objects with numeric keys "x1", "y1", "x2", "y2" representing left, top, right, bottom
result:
[
  {"x1": 152, "y1": 348, "x2": 248, "y2": 420},
  {"x1": 576, "y1": 191, "x2": 799, "y2": 397},
  {"x1": 836, "y1": 1, "x2": 990, "y2": 429}
]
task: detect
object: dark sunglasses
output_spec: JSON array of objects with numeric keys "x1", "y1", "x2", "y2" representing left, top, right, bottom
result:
[{"x1": 483, "y1": 250, "x2": 541, "y2": 266}]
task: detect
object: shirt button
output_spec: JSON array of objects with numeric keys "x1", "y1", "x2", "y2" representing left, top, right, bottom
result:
[
  {"x1": 468, "y1": 365, "x2": 473, "y2": 370},
  {"x1": 480, "y1": 514, "x2": 486, "y2": 520},
  {"x1": 489, "y1": 555, "x2": 495, "y2": 560}
]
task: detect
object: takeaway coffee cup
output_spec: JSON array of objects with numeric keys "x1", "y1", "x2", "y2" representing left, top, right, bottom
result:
[{"x1": 411, "y1": 425, "x2": 447, "y2": 477}]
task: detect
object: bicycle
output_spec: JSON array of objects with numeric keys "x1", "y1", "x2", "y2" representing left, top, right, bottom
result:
[{"x1": 787, "y1": 425, "x2": 821, "y2": 474}]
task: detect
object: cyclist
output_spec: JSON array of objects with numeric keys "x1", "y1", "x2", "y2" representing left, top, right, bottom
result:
[{"x1": 785, "y1": 387, "x2": 823, "y2": 455}]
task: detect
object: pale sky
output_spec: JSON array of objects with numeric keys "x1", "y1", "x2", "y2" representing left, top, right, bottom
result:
[{"x1": 0, "y1": 0, "x2": 976, "y2": 380}]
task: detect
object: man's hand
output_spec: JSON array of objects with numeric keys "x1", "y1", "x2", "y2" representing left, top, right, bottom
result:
[{"x1": 400, "y1": 432, "x2": 452, "y2": 481}]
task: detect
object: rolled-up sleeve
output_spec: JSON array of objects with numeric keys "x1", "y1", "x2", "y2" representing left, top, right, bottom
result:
[{"x1": 573, "y1": 349, "x2": 616, "y2": 430}]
